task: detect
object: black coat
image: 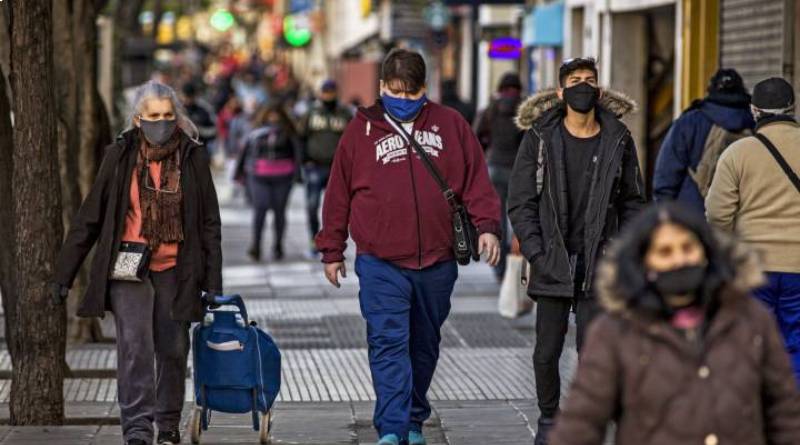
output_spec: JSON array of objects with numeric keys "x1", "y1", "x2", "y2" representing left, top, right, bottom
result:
[
  {"x1": 508, "y1": 89, "x2": 646, "y2": 298},
  {"x1": 54, "y1": 129, "x2": 223, "y2": 322}
]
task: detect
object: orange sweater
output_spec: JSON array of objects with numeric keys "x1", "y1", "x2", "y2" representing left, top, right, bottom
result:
[{"x1": 121, "y1": 161, "x2": 179, "y2": 271}]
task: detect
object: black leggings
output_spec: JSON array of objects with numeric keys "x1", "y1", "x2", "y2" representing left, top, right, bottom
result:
[{"x1": 248, "y1": 174, "x2": 293, "y2": 252}]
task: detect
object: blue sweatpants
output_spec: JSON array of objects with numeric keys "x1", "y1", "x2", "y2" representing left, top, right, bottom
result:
[
  {"x1": 355, "y1": 255, "x2": 458, "y2": 440},
  {"x1": 753, "y1": 271, "x2": 800, "y2": 385}
]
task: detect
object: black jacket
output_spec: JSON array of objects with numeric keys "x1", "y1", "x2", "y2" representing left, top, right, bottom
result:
[
  {"x1": 300, "y1": 101, "x2": 352, "y2": 166},
  {"x1": 235, "y1": 124, "x2": 299, "y2": 180},
  {"x1": 508, "y1": 89, "x2": 646, "y2": 298},
  {"x1": 475, "y1": 94, "x2": 525, "y2": 169},
  {"x1": 54, "y1": 129, "x2": 223, "y2": 322}
]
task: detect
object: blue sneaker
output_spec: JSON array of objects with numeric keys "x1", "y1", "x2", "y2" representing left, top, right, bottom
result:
[
  {"x1": 409, "y1": 430, "x2": 427, "y2": 445},
  {"x1": 377, "y1": 434, "x2": 400, "y2": 445}
]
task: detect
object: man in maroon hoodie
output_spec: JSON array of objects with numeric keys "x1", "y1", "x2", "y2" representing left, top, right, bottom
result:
[{"x1": 316, "y1": 49, "x2": 501, "y2": 445}]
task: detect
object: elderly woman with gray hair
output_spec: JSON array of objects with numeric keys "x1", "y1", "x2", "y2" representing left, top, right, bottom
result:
[{"x1": 53, "y1": 81, "x2": 222, "y2": 445}]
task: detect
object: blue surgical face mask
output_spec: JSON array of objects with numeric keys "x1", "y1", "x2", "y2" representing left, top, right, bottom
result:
[{"x1": 381, "y1": 93, "x2": 427, "y2": 122}]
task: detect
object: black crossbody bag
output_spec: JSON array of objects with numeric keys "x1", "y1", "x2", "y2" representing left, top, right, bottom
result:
[
  {"x1": 755, "y1": 133, "x2": 800, "y2": 194},
  {"x1": 384, "y1": 113, "x2": 480, "y2": 265}
]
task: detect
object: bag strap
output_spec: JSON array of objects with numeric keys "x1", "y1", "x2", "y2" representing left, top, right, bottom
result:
[
  {"x1": 383, "y1": 113, "x2": 460, "y2": 211},
  {"x1": 754, "y1": 133, "x2": 800, "y2": 194}
]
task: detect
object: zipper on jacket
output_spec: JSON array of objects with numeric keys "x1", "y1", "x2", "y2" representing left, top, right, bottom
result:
[
  {"x1": 582, "y1": 130, "x2": 628, "y2": 292},
  {"x1": 407, "y1": 134, "x2": 424, "y2": 270},
  {"x1": 533, "y1": 128, "x2": 572, "y2": 280}
]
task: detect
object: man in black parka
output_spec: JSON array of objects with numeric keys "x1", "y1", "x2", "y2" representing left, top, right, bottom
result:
[{"x1": 508, "y1": 58, "x2": 645, "y2": 445}]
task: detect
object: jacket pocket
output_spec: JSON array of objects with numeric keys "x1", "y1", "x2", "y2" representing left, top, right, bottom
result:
[{"x1": 530, "y1": 241, "x2": 566, "y2": 285}]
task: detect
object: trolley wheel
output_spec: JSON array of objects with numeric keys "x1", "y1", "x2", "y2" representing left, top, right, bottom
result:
[
  {"x1": 190, "y1": 407, "x2": 203, "y2": 444},
  {"x1": 259, "y1": 410, "x2": 272, "y2": 444}
]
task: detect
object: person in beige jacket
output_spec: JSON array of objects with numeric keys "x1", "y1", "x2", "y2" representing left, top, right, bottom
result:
[{"x1": 706, "y1": 77, "x2": 800, "y2": 385}]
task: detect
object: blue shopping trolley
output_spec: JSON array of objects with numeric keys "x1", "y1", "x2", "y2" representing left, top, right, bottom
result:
[{"x1": 190, "y1": 294, "x2": 281, "y2": 444}]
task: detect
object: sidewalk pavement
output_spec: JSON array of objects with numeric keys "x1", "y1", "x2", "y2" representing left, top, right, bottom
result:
[{"x1": 0, "y1": 177, "x2": 580, "y2": 444}]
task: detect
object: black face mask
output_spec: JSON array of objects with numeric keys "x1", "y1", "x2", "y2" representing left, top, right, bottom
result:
[
  {"x1": 563, "y1": 82, "x2": 600, "y2": 114},
  {"x1": 139, "y1": 118, "x2": 177, "y2": 146},
  {"x1": 323, "y1": 99, "x2": 337, "y2": 111},
  {"x1": 649, "y1": 265, "x2": 706, "y2": 305}
]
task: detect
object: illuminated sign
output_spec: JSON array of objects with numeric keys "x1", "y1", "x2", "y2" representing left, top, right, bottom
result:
[
  {"x1": 283, "y1": 14, "x2": 312, "y2": 47},
  {"x1": 210, "y1": 9, "x2": 235, "y2": 32},
  {"x1": 488, "y1": 37, "x2": 522, "y2": 59}
]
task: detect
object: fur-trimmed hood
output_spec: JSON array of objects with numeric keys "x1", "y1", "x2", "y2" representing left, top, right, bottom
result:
[
  {"x1": 515, "y1": 88, "x2": 638, "y2": 130},
  {"x1": 596, "y1": 231, "x2": 765, "y2": 315}
]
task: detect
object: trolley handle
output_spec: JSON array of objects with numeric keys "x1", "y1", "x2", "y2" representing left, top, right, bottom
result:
[{"x1": 203, "y1": 293, "x2": 249, "y2": 322}]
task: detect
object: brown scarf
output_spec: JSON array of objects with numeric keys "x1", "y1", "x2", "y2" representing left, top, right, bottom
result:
[{"x1": 138, "y1": 129, "x2": 184, "y2": 250}]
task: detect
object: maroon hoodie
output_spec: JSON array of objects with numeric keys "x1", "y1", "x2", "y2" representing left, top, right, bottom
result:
[{"x1": 316, "y1": 100, "x2": 501, "y2": 269}]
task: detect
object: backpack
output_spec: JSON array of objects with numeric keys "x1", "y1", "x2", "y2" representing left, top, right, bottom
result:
[{"x1": 689, "y1": 124, "x2": 752, "y2": 197}]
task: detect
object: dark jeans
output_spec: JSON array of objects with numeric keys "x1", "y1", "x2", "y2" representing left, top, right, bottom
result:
[
  {"x1": 303, "y1": 164, "x2": 331, "y2": 244},
  {"x1": 109, "y1": 268, "x2": 190, "y2": 443},
  {"x1": 355, "y1": 255, "x2": 458, "y2": 440},
  {"x1": 249, "y1": 174, "x2": 294, "y2": 253},
  {"x1": 532, "y1": 255, "x2": 600, "y2": 418},
  {"x1": 489, "y1": 164, "x2": 512, "y2": 279},
  {"x1": 753, "y1": 271, "x2": 800, "y2": 385}
]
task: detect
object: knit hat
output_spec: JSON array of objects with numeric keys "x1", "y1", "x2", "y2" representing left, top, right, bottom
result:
[
  {"x1": 497, "y1": 72, "x2": 522, "y2": 92},
  {"x1": 321, "y1": 79, "x2": 337, "y2": 92},
  {"x1": 706, "y1": 69, "x2": 750, "y2": 107},
  {"x1": 752, "y1": 77, "x2": 795, "y2": 111}
]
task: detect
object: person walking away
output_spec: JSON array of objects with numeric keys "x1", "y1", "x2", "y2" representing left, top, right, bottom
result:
[
  {"x1": 299, "y1": 80, "x2": 352, "y2": 258},
  {"x1": 548, "y1": 202, "x2": 800, "y2": 445},
  {"x1": 316, "y1": 48, "x2": 501, "y2": 445},
  {"x1": 440, "y1": 78, "x2": 475, "y2": 124},
  {"x1": 707, "y1": 77, "x2": 800, "y2": 384},
  {"x1": 237, "y1": 103, "x2": 299, "y2": 262},
  {"x1": 181, "y1": 82, "x2": 218, "y2": 155},
  {"x1": 227, "y1": 97, "x2": 258, "y2": 202},
  {"x1": 653, "y1": 68, "x2": 754, "y2": 214},
  {"x1": 51, "y1": 81, "x2": 223, "y2": 445},
  {"x1": 507, "y1": 57, "x2": 646, "y2": 445},
  {"x1": 474, "y1": 72, "x2": 525, "y2": 281}
]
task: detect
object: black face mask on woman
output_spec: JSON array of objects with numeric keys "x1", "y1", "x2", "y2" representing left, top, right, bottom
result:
[
  {"x1": 649, "y1": 265, "x2": 706, "y2": 308},
  {"x1": 139, "y1": 118, "x2": 177, "y2": 146},
  {"x1": 562, "y1": 82, "x2": 600, "y2": 114}
]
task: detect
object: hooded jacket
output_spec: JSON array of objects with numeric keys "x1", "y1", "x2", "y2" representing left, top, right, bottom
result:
[
  {"x1": 54, "y1": 129, "x2": 222, "y2": 322},
  {"x1": 549, "y1": 242, "x2": 800, "y2": 445},
  {"x1": 315, "y1": 100, "x2": 501, "y2": 269},
  {"x1": 652, "y1": 99, "x2": 755, "y2": 213},
  {"x1": 508, "y1": 89, "x2": 645, "y2": 298},
  {"x1": 474, "y1": 93, "x2": 525, "y2": 168}
]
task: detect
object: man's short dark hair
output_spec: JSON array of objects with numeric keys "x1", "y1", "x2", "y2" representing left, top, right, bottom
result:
[
  {"x1": 381, "y1": 48, "x2": 427, "y2": 93},
  {"x1": 558, "y1": 58, "x2": 598, "y2": 86}
]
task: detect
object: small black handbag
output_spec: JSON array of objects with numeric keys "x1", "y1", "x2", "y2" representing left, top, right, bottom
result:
[
  {"x1": 384, "y1": 113, "x2": 480, "y2": 265},
  {"x1": 110, "y1": 241, "x2": 152, "y2": 282}
]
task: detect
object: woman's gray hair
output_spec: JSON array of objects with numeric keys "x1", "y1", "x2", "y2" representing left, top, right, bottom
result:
[{"x1": 126, "y1": 80, "x2": 199, "y2": 140}]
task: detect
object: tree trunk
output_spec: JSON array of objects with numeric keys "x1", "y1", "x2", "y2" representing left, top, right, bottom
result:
[
  {"x1": 111, "y1": 0, "x2": 144, "y2": 131},
  {"x1": 8, "y1": 0, "x2": 66, "y2": 425},
  {"x1": 70, "y1": 0, "x2": 110, "y2": 343},
  {"x1": 53, "y1": 0, "x2": 83, "y2": 236},
  {"x1": 0, "y1": 41, "x2": 16, "y2": 365}
]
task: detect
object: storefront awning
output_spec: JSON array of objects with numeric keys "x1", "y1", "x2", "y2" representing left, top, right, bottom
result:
[{"x1": 523, "y1": 1, "x2": 564, "y2": 47}]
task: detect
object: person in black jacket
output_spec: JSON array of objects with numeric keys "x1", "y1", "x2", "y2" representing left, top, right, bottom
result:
[
  {"x1": 507, "y1": 58, "x2": 645, "y2": 445},
  {"x1": 52, "y1": 81, "x2": 222, "y2": 445},
  {"x1": 181, "y1": 82, "x2": 218, "y2": 151},
  {"x1": 236, "y1": 103, "x2": 300, "y2": 261},
  {"x1": 475, "y1": 72, "x2": 525, "y2": 280},
  {"x1": 299, "y1": 80, "x2": 352, "y2": 258}
]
